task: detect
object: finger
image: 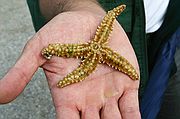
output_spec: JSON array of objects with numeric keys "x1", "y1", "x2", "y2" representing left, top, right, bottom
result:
[
  {"x1": 81, "y1": 106, "x2": 100, "y2": 119},
  {"x1": 0, "y1": 34, "x2": 45, "y2": 103},
  {"x1": 101, "y1": 98, "x2": 122, "y2": 119},
  {"x1": 119, "y1": 89, "x2": 141, "y2": 119},
  {"x1": 56, "y1": 105, "x2": 80, "y2": 119}
]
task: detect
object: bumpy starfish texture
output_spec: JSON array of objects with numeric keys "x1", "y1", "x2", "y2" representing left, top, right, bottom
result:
[{"x1": 41, "y1": 4, "x2": 139, "y2": 88}]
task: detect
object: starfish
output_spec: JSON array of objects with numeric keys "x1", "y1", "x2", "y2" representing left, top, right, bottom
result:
[{"x1": 41, "y1": 4, "x2": 139, "y2": 88}]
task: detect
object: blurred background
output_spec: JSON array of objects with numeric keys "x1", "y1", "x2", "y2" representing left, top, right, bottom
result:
[
  {"x1": 0, "y1": 0, "x2": 179, "y2": 119},
  {"x1": 0, "y1": 0, "x2": 55, "y2": 119}
]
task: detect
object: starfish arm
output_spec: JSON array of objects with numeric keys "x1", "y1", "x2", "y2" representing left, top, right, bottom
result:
[
  {"x1": 41, "y1": 43, "x2": 90, "y2": 59},
  {"x1": 57, "y1": 53, "x2": 100, "y2": 88},
  {"x1": 100, "y1": 47, "x2": 139, "y2": 80},
  {"x1": 92, "y1": 4, "x2": 126, "y2": 44}
]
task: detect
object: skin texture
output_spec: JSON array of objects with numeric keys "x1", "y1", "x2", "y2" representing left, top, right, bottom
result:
[{"x1": 0, "y1": 4, "x2": 141, "y2": 119}]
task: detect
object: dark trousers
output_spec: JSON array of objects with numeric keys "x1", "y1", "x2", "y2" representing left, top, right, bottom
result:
[{"x1": 157, "y1": 48, "x2": 180, "y2": 119}]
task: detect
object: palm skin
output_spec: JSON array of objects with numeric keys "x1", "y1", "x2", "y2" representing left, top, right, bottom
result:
[{"x1": 0, "y1": 11, "x2": 140, "y2": 119}]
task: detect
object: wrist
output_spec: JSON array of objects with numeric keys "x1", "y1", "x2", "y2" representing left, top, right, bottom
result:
[
  {"x1": 66, "y1": 1, "x2": 105, "y2": 15},
  {"x1": 39, "y1": 0, "x2": 105, "y2": 21}
]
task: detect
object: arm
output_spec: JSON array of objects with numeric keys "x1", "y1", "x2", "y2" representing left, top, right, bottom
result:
[{"x1": 39, "y1": 0, "x2": 105, "y2": 21}]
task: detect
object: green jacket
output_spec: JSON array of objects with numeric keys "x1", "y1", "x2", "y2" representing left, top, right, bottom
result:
[{"x1": 27, "y1": 0, "x2": 180, "y2": 97}]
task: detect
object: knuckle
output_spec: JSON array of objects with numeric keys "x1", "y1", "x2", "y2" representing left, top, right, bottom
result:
[{"x1": 123, "y1": 106, "x2": 139, "y2": 113}]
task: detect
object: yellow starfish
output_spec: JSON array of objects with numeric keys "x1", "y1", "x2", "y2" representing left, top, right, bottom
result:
[{"x1": 41, "y1": 4, "x2": 139, "y2": 88}]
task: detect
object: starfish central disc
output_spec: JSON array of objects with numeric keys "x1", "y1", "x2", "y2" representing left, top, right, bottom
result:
[
  {"x1": 90, "y1": 42, "x2": 102, "y2": 54},
  {"x1": 41, "y1": 4, "x2": 139, "y2": 88}
]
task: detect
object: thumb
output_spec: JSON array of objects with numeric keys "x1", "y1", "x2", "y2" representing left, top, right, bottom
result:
[{"x1": 0, "y1": 34, "x2": 46, "y2": 104}]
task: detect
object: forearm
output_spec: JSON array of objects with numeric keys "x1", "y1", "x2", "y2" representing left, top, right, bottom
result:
[{"x1": 39, "y1": 0, "x2": 105, "y2": 21}]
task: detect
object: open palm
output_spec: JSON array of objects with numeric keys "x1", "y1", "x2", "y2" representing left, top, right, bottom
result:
[{"x1": 0, "y1": 11, "x2": 140, "y2": 119}]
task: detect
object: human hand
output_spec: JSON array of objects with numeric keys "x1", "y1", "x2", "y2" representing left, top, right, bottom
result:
[{"x1": 0, "y1": 9, "x2": 140, "y2": 119}]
